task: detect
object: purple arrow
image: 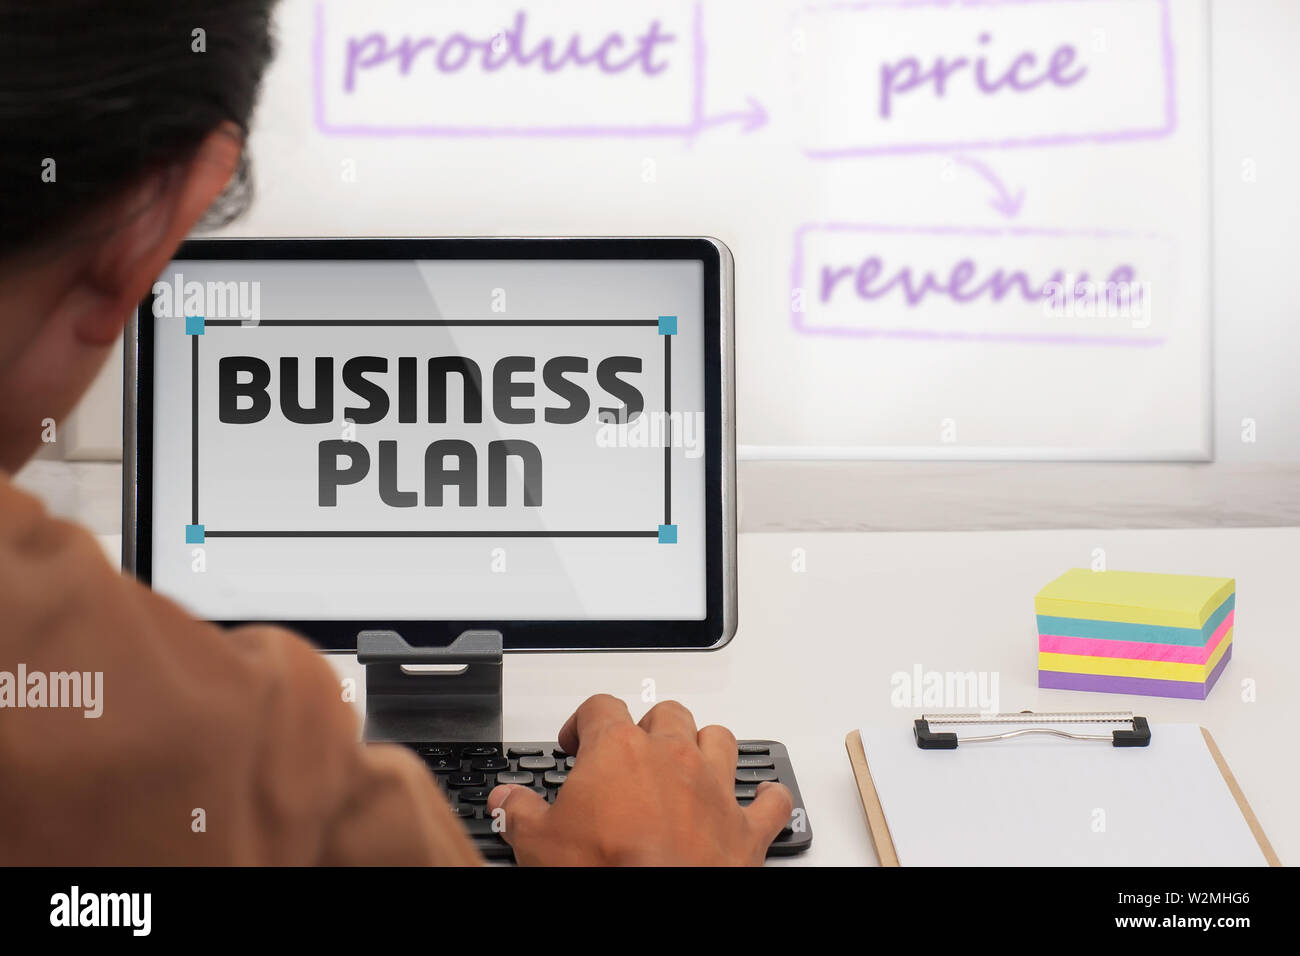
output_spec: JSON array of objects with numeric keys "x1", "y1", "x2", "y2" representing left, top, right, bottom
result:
[
  {"x1": 697, "y1": 96, "x2": 768, "y2": 135},
  {"x1": 953, "y1": 154, "x2": 1025, "y2": 219}
]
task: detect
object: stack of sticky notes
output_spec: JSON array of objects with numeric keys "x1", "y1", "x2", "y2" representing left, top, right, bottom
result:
[{"x1": 1035, "y1": 569, "x2": 1235, "y2": 700}]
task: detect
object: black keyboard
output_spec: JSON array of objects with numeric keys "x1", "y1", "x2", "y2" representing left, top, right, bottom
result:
[{"x1": 397, "y1": 739, "x2": 813, "y2": 860}]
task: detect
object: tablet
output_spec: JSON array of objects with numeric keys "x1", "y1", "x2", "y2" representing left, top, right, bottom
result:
[{"x1": 124, "y1": 238, "x2": 734, "y2": 651}]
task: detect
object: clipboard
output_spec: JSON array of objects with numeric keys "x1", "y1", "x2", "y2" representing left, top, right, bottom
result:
[{"x1": 846, "y1": 712, "x2": 1280, "y2": 866}]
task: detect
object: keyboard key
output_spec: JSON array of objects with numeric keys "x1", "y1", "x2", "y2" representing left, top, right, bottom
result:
[
  {"x1": 737, "y1": 755, "x2": 775, "y2": 769},
  {"x1": 461, "y1": 746, "x2": 498, "y2": 758},
  {"x1": 543, "y1": 771, "x2": 568, "y2": 787},
  {"x1": 736, "y1": 769, "x2": 779, "y2": 784},
  {"x1": 507, "y1": 746, "x2": 543, "y2": 758},
  {"x1": 737, "y1": 743, "x2": 770, "y2": 755},
  {"x1": 448, "y1": 772, "x2": 487, "y2": 788},
  {"x1": 470, "y1": 757, "x2": 509, "y2": 772},
  {"x1": 415, "y1": 745, "x2": 455, "y2": 757},
  {"x1": 459, "y1": 788, "x2": 491, "y2": 804},
  {"x1": 462, "y1": 816, "x2": 504, "y2": 838},
  {"x1": 734, "y1": 785, "x2": 758, "y2": 800},
  {"x1": 495, "y1": 771, "x2": 535, "y2": 786},
  {"x1": 564, "y1": 756, "x2": 576, "y2": 770},
  {"x1": 519, "y1": 755, "x2": 556, "y2": 772},
  {"x1": 552, "y1": 747, "x2": 570, "y2": 759},
  {"x1": 451, "y1": 804, "x2": 474, "y2": 818},
  {"x1": 424, "y1": 757, "x2": 460, "y2": 772}
]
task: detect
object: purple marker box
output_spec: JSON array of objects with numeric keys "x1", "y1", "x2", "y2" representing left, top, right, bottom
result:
[
  {"x1": 796, "y1": 0, "x2": 1179, "y2": 158},
  {"x1": 313, "y1": 0, "x2": 712, "y2": 139},
  {"x1": 790, "y1": 222, "x2": 1171, "y2": 346}
]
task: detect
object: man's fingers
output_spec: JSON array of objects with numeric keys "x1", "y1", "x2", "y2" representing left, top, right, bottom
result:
[
  {"x1": 486, "y1": 784, "x2": 549, "y2": 849},
  {"x1": 556, "y1": 694, "x2": 634, "y2": 755},
  {"x1": 696, "y1": 724, "x2": 738, "y2": 789},
  {"x1": 637, "y1": 699, "x2": 698, "y2": 742},
  {"x1": 744, "y1": 781, "x2": 795, "y2": 847}
]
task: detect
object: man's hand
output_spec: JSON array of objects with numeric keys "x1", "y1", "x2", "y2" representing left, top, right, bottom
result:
[{"x1": 486, "y1": 695, "x2": 793, "y2": 866}]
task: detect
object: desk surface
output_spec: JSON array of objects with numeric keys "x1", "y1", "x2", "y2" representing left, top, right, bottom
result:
[{"x1": 105, "y1": 528, "x2": 1298, "y2": 866}]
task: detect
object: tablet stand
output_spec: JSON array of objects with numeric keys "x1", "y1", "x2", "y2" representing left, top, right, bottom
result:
[{"x1": 357, "y1": 629, "x2": 503, "y2": 743}]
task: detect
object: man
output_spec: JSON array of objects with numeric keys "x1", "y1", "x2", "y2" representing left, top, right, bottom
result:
[{"x1": 0, "y1": 0, "x2": 791, "y2": 865}]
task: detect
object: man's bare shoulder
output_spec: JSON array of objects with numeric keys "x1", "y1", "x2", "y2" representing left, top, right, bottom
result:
[{"x1": 0, "y1": 477, "x2": 123, "y2": 641}]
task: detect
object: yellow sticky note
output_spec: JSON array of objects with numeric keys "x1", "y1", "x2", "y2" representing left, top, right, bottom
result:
[{"x1": 1035, "y1": 568, "x2": 1235, "y2": 629}]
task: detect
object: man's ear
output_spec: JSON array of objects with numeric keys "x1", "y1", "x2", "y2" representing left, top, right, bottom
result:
[{"x1": 73, "y1": 126, "x2": 244, "y2": 346}]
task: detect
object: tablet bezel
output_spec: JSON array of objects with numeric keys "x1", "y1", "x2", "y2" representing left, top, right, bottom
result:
[{"x1": 123, "y1": 237, "x2": 735, "y2": 652}]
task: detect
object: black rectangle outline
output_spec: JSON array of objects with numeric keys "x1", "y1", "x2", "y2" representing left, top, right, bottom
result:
[
  {"x1": 132, "y1": 237, "x2": 724, "y2": 652},
  {"x1": 664, "y1": 333, "x2": 672, "y2": 526},
  {"x1": 204, "y1": 319, "x2": 658, "y2": 327},
  {"x1": 190, "y1": 334, "x2": 199, "y2": 525},
  {"x1": 190, "y1": 319, "x2": 669, "y2": 539}
]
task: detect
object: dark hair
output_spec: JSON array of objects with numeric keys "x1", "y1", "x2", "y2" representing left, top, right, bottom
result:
[{"x1": 0, "y1": 0, "x2": 278, "y2": 260}]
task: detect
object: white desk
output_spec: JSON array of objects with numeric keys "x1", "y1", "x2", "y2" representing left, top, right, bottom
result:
[{"x1": 105, "y1": 528, "x2": 1298, "y2": 866}]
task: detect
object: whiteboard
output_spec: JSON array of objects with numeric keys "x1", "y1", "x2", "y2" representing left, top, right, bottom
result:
[{"x1": 226, "y1": 0, "x2": 1211, "y2": 460}]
